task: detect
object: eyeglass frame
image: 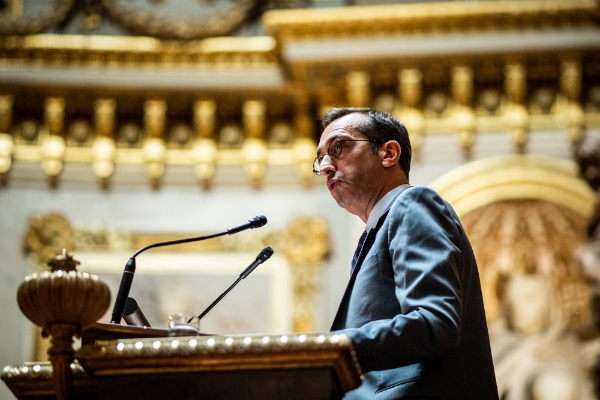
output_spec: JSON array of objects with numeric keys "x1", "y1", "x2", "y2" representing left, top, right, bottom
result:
[{"x1": 313, "y1": 138, "x2": 375, "y2": 175}]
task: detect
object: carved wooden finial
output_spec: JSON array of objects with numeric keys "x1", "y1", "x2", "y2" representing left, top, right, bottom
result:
[{"x1": 47, "y1": 248, "x2": 80, "y2": 272}]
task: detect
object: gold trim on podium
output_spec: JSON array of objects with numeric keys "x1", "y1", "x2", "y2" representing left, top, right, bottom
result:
[
  {"x1": 77, "y1": 333, "x2": 361, "y2": 389},
  {"x1": 1, "y1": 362, "x2": 93, "y2": 399}
]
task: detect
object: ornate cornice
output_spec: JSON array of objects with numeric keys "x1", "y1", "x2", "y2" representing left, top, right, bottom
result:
[
  {"x1": 263, "y1": 0, "x2": 600, "y2": 42},
  {"x1": 0, "y1": 35, "x2": 278, "y2": 69}
]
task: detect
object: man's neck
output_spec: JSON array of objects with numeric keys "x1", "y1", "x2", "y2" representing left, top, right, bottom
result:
[
  {"x1": 364, "y1": 183, "x2": 410, "y2": 231},
  {"x1": 358, "y1": 176, "x2": 408, "y2": 223}
]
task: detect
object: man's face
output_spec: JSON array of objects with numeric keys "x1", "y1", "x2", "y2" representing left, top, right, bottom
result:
[{"x1": 317, "y1": 113, "x2": 382, "y2": 217}]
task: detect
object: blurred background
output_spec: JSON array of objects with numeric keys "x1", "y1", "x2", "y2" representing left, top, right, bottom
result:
[{"x1": 1, "y1": 0, "x2": 600, "y2": 398}]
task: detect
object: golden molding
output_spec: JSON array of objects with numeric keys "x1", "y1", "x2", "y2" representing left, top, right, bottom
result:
[
  {"x1": 1, "y1": 361, "x2": 95, "y2": 400},
  {"x1": 0, "y1": 34, "x2": 278, "y2": 67},
  {"x1": 263, "y1": 0, "x2": 599, "y2": 40},
  {"x1": 1, "y1": 361, "x2": 88, "y2": 382},
  {"x1": 429, "y1": 154, "x2": 595, "y2": 218},
  {"x1": 1, "y1": 361, "x2": 91, "y2": 392}
]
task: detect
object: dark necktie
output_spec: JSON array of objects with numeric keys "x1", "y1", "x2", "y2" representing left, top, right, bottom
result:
[{"x1": 350, "y1": 230, "x2": 368, "y2": 275}]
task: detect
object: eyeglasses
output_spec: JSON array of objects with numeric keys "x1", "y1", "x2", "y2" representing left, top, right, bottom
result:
[{"x1": 313, "y1": 138, "x2": 374, "y2": 175}]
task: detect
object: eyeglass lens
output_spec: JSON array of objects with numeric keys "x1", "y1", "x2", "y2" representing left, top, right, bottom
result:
[{"x1": 313, "y1": 139, "x2": 344, "y2": 174}]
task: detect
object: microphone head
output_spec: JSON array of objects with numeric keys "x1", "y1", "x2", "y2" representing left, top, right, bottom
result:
[
  {"x1": 124, "y1": 297, "x2": 138, "y2": 316},
  {"x1": 257, "y1": 246, "x2": 274, "y2": 262},
  {"x1": 250, "y1": 215, "x2": 268, "y2": 229}
]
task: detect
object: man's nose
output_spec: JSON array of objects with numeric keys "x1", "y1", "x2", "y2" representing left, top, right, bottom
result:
[{"x1": 319, "y1": 154, "x2": 335, "y2": 176}]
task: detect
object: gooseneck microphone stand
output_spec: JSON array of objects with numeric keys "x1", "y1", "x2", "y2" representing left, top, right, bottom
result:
[
  {"x1": 110, "y1": 216, "x2": 267, "y2": 324},
  {"x1": 192, "y1": 246, "x2": 274, "y2": 323}
]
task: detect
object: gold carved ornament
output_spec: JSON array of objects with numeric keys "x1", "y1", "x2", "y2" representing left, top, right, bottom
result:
[
  {"x1": 92, "y1": 99, "x2": 117, "y2": 185},
  {"x1": 24, "y1": 214, "x2": 74, "y2": 269},
  {"x1": 280, "y1": 217, "x2": 330, "y2": 332},
  {"x1": 41, "y1": 98, "x2": 66, "y2": 184},
  {"x1": 193, "y1": 100, "x2": 218, "y2": 189}
]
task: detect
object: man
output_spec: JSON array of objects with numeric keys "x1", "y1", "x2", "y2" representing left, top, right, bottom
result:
[{"x1": 315, "y1": 108, "x2": 498, "y2": 399}]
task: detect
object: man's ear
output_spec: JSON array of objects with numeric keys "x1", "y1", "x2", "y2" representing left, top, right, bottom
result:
[{"x1": 380, "y1": 141, "x2": 401, "y2": 168}]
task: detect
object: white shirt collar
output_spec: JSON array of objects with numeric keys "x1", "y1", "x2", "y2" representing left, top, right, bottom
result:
[{"x1": 365, "y1": 184, "x2": 410, "y2": 232}]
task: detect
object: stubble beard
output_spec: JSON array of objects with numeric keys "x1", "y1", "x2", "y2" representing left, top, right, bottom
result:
[{"x1": 331, "y1": 175, "x2": 373, "y2": 220}]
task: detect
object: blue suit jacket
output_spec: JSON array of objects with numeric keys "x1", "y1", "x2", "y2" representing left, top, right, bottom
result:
[{"x1": 332, "y1": 186, "x2": 498, "y2": 400}]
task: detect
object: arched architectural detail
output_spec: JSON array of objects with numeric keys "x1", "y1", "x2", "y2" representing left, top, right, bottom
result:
[{"x1": 430, "y1": 154, "x2": 595, "y2": 219}]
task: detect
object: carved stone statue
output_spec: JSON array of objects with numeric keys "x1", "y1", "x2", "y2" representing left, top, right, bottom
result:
[
  {"x1": 490, "y1": 273, "x2": 595, "y2": 400},
  {"x1": 460, "y1": 198, "x2": 598, "y2": 400}
]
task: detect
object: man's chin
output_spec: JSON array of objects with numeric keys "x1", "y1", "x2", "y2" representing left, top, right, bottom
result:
[
  {"x1": 330, "y1": 186, "x2": 354, "y2": 210},
  {"x1": 330, "y1": 192, "x2": 343, "y2": 206},
  {"x1": 332, "y1": 193, "x2": 349, "y2": 210}
]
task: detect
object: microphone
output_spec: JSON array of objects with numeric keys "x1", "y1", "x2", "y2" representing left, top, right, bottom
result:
[
  {"x1": 228, "y1": 215, "x2": 267, "y2": 234},
  {"x1": 123, "y1": 297, "x2": 151, "y2": 327},
  {"x1": 192, "y1": 246, "x2": 274, "y2": 322},
  {"x1": 239, "y1": 246, "x2": 274, "y2": 279},
  {"x1": 110, "y1": 216, "x2": 268, "y2": 324}
]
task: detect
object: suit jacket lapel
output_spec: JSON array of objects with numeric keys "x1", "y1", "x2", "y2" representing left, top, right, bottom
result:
[{"x1": 330, "y1": 210, "x2": 389, "y2": 330}]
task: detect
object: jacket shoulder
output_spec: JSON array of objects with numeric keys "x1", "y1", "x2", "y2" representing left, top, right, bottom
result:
[
  {"x1": 388, "y1": 185, "x2": 462, "y2": 237},
  {"x1": 389, "y1": 185, "x2": 449, "y2": 213}
]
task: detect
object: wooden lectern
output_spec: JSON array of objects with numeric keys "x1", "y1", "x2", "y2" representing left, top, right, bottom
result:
[
  {"x1": 2, "y1": 251, "x2": 363, "y2": 399},
  {"x1": 2, "y1": 325, "x2": 363, "y2": 400}
]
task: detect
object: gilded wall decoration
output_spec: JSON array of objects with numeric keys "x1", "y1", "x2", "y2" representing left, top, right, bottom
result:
[
  {"x1": 0, "y1": 0, "x2": 599, "y2": 189},
  {"x1": 24, "y1": 214, "x2": 74, "y2": 269},
  {"x1": 279, "y1": 217, "x2": 330, "y2": 332}
]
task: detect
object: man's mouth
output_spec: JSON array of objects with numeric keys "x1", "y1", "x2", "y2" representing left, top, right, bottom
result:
[{"x1": 327, "y1": 179, "x2": 339, "y2": 191}]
